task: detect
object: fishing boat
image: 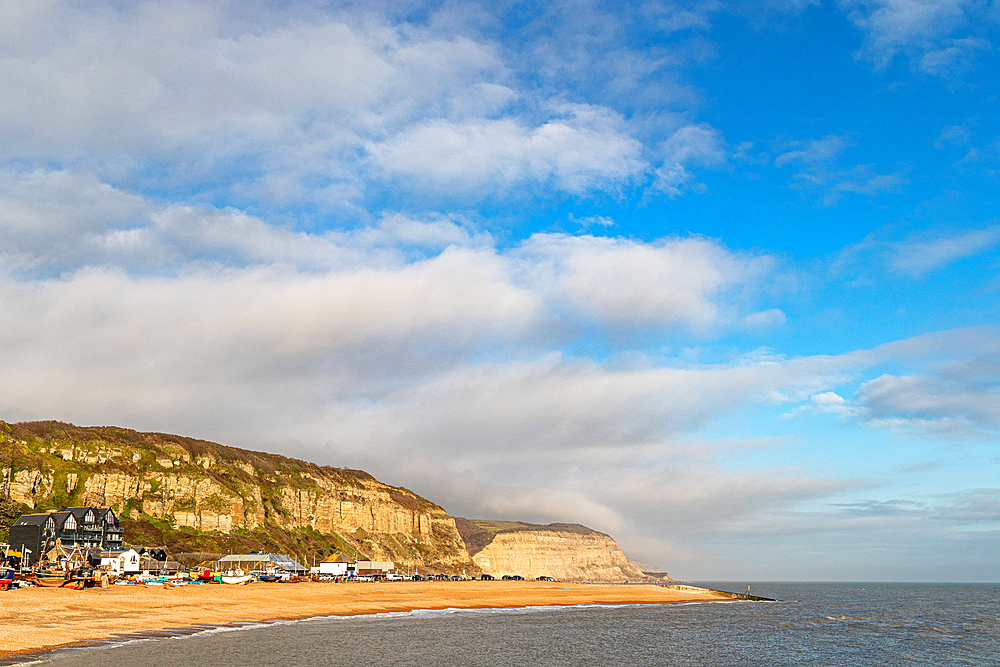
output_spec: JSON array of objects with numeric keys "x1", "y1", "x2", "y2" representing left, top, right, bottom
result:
[
  {"x1": 0, "y1": 567, "x2": 14, "y2": 591},
  {"x1": 0, "y1": 545, "x2": 21, "y2": 590},
  {"x1": 35, "y1": 573, "x2": 72, "y2": 587},
  {"x1": 220, "y1": 574, "x2": 254, "y2": 585}
]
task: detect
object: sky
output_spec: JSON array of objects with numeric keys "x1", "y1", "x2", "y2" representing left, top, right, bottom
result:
[{"x1": 1, "y1": 0, "x2": 999, "y2": 582}]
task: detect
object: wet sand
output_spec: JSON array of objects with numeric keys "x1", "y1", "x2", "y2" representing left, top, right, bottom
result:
[{"x1": 0, "y1": 581, "x2": 727, "y2": 659}]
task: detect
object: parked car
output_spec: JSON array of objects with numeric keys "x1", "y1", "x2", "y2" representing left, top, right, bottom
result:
[
  {"x1": 511, "y1": 575, "x2": 524, "y2": 580},
  {"x1": 411, "y1": 574, "x2": 425, "y2": 581},
  {"x1": 536, "y1": 576, "x2": 554, "y2": 581},
  {"x1": 480, "y1": 574, "x2": 494, "y2": 581}
]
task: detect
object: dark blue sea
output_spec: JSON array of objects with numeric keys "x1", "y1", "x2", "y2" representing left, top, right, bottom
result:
[{"x1": 23, "y1": 583, "x2": 1000, "y2": 666}]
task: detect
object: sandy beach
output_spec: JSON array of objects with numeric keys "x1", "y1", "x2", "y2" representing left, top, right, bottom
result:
[{"x1": 0, "y1": 581, "x2": 727, "y2": 659}]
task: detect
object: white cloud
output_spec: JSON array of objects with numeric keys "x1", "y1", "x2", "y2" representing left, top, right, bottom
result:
[
  {"x1": 0, "y1": 1, "x2": 721, "y2": 210},
  {"x1": 0, "y1": 167, "x2": 525, "y2": 276},
  {"x1": 935, "y1": 124, "x2": 972, "y2": 149},
  {"x1": 0, "y1": 171, "x2": 782, "y2": 339},
  {"x1": 0, "y1": 198, "x2": 798, "y2": 443},
  {"x1": 920, "y1": 36, "x2": 990, "y2": 75},
  {"x1": 571, "y1": 214, "x2": 616, "y2": 229},
  {"x1": 889, "y1": 225, "x2": 1000, "y2": 277},
  {"x1": 369, "y1": 105, "x2": 646, "y2": 195},
  {"x1": 834, "y1": 225, "x2": 1000, "y2": 281},
  {"x1": 811, "y1": 391, "x2": 851, "y2": 412},
  {"x1": 772, "y1": 135, "x2": 904, "y2": 204},
  {"x1": 790, "y1": 164, "x2": 904, "y2": 205},
  {"x1": 855, "y1": 364, "x2": 1000, "y2": 438},
  {"x1": 741, "y1": 308, "x2": 787, "y2": 329},
  {"x1": 821, "y1": 169, "x2": 906, "y2": 204},
  {"x1": 840, "y1": 0, "x2": 990, "y2": 74},
  {"x1": 640, "y1": 1, "x2": 717, "y2": 33},
  {"x1": 782, "y1": 390, "x2": 853, "y2": 418},
  {"x1": 514, "y1": 233, "x2": 775, "y2": 332},
  {"x1": 775, "y1": 135, "x2": 845, "y2": 167},
  {"x1": 778, "y1": 328, "x2": 1000, "y2": 437},
  {"x1": 652, "y1": 124, "x2": 726, "y2": 196}
]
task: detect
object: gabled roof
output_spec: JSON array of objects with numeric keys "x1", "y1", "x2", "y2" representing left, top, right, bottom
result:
[
  {"x1": 14, "y1": 507, "x2": 119, "y2": 531},
  {"x1": 321, "y1": 553, "x2": 355, "y2": 563},
  {"x1": 101, "y1": 549, "x2": 129, "y2": 557},
  {"x1": 66, "y1": 507, "x2": 99, "y2": 523}
]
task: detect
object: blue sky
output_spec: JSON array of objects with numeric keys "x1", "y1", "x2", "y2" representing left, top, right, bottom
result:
[{"x1": 1, "y1": 0, "x2": 999, "y2": 581}]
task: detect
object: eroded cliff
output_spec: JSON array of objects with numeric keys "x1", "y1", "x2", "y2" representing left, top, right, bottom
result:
[
  {"x1": 0, "y1": 421, "x2": 473, "y2": 572},
  {"x1": 456, "y1": 519, "x2": 651, "y2": 583}
]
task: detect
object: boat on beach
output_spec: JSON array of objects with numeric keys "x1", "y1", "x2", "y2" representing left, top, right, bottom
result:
[
  {"x1": 1, "y1": 545, "x2": 22, "y2": 590},
  {"x1": 0, "y1": 567, "x2": 15, "y2": 591},
  {"x1": 34, "y1": 574, "x2": 72, "y2": 587},
  {"x1": 221, "y1": 574, "x2": 254, "y2": 585}
]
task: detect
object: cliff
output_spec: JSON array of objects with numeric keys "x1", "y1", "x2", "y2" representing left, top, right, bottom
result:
[
  {"x1": 0, "y1": 421, "x2": 474, "y2": 572},
  {"x1": 455, "y1": 519, "x2": 651, "y2": 583},
  {"x1": 1, "y1": 420, "x2": 669, "y2": 582}
]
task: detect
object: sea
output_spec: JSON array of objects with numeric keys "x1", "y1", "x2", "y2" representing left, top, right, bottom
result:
[{"x1": 16, "y1": 582, "x2": 1000, "y2": 666}]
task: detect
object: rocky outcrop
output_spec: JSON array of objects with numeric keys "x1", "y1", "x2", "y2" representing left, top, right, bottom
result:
[
  {"x1": 628, "y1": 558, "x2": 674, "y2": 581},
  {"x1": 0, "y1": 421, "x2": 472, "y2": 571},
  {"x1": 457, "y1": 519, "x2": 651, "y2": 583}
]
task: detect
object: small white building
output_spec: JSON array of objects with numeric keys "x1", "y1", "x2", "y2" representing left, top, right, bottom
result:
[
  {"x1": 356, "y1": 560, "x2": 394, "y2": 576},
  {"x1": 102, "y1": 548, "x2": 141, "y2": 574},
  {"x1": 318, "y1": 553, "x2": 356, "y2": 576}
]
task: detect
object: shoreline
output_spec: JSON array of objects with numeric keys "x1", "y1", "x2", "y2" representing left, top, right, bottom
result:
[{"x1": 0, "y1": 581, "x2": 731, "y2": 662}]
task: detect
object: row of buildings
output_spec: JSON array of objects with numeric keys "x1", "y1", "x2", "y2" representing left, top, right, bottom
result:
[
  {"x1": 7, "y1": 505, "x2": 397, "y2": 578},
  {"x1": 9, "y1": 506, "x2": 124, "y2": 566}
]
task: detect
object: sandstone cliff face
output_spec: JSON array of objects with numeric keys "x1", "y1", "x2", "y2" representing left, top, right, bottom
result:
[
  {"x1": 0, "y1": 421, "x2": 472, "y2": 570},
  {"x1": 1, "y1": 421, "x2": 666, "y2": 580},
  {"x1": 457, "y1": 519, "x2": 650, "y2": 583}
]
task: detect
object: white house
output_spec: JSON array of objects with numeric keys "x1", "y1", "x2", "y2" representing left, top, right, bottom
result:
[
  {"x1": 318, "y1": 553, "x2": 355, "y2": 576},
  {"x1": 102, "y1": 548, "x2": 141, "y2": 574}
]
